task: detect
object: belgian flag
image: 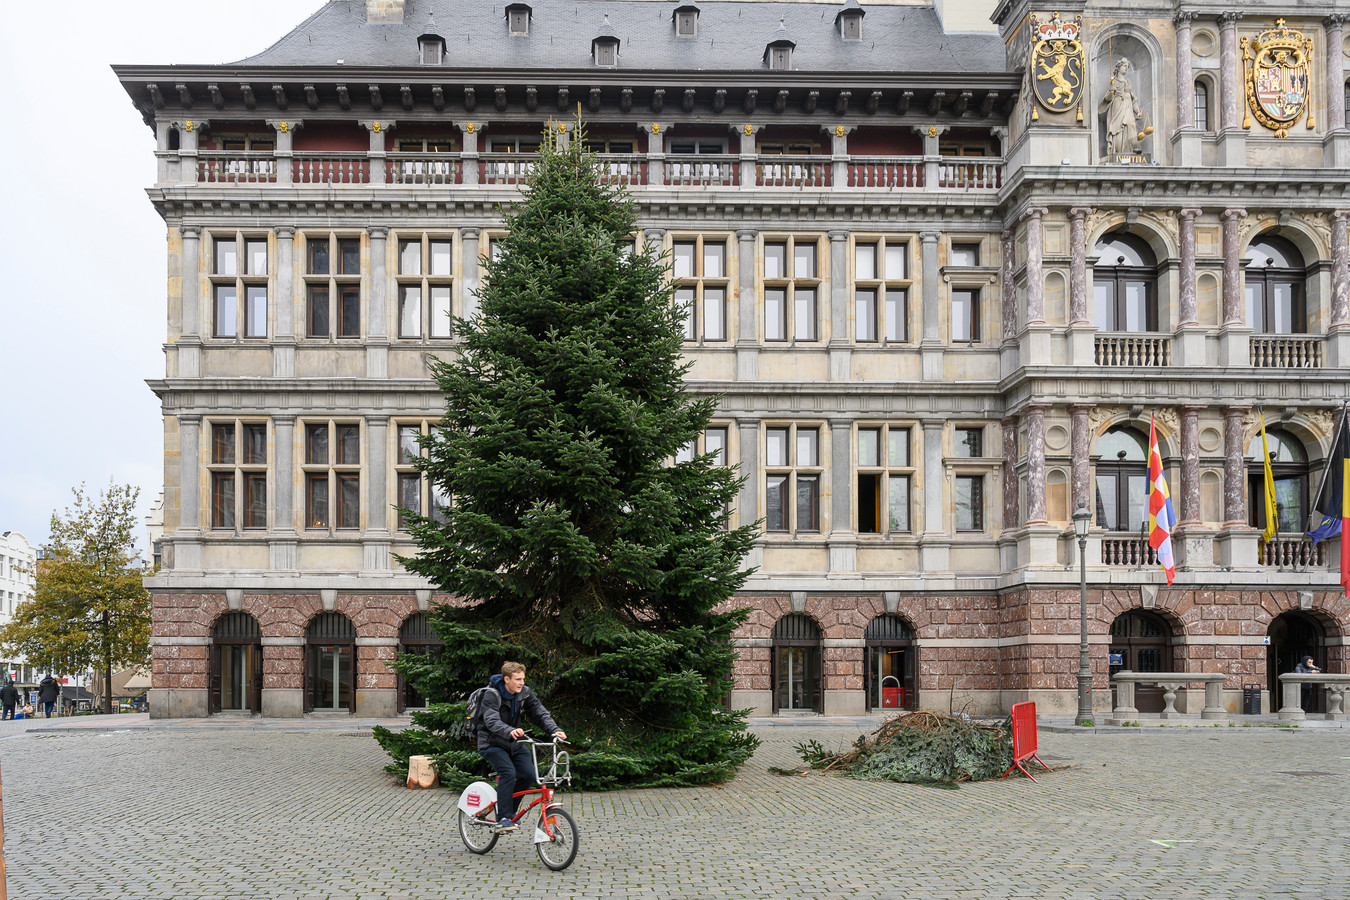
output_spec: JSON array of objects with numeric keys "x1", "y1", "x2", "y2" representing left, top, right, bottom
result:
[{"x1": 1307, "y1": 403, "x2": 1350, "y2": 595}]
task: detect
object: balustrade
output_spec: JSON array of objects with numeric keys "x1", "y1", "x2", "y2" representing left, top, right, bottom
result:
[
  {"x1": 1258, "y1": 536, "x2": 1326, "y2": 569},
  {"x1": 1109, "y1": 671, "x2": 1227, "y2": 723},
  {"x1": 479, "y1": 153, "x2": 539, "y2": 185},
  {"x1": 197, "y1": 151, "x2": 277, "y2": 183},
  {"x1": 1100, "y1": 533, "x2": 1157, "y2": 567},
  {"x1": 292, "y1": 153, "x2": 369, "y2": 184},
  {"x1": 386, "y1": 153, "x2": 462, "y2": 185},
  {"x1": 847, "y1": 156, "x2": 923, "y2": 188},
  {"x1": 594, "y1": 154, "x2": 647, "y2": 186},
  {"x1": 937, "y1": 159, "x2": 1001, "y2": 190},
  {"x1": 1094, "y1": 333, "x2": 1172, "y2": 366},
  {"x1": 1250, "y1": 335, "x2": 1322, "y2": 368},
  {"x1": 756, "y1": 155, "x2": 831, "y2": 188},
  {"x1": 1277, "y1": 673, "x2": 1350, "y2": 721},
  {"x1": 664, "y1": 154, "x2": 738, "y2": 187}
]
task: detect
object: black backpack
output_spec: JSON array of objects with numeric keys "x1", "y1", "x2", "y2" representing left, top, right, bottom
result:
[{"x1": 464, "y1": 686, "x2": 497, "y2": 739}]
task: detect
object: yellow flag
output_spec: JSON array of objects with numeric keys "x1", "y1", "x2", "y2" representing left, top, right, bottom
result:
[{"x1": 1259, "y1": 410, "x2": 1277, "y2": 543}]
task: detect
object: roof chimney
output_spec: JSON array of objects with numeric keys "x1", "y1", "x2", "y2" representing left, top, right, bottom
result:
[{"x1": 366, "y1": 0, "x2": 405, "y2": 24}]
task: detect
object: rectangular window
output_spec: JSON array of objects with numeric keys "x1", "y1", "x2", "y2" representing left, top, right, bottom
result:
[
  {"x1": 398, "y1": 473, "x2": 421, "y2": 529},
  {"x1": 243, "y1": 473, "x2": 267, "y2": 529},
  {"x1": 243, "y1": 424, "x2": 266, "y2": 465},
  {"x1": 338, "y1": 474, "x2": 360, "y2": 529},
  {"x1": 950, "y1": 243, "x2": 980, "y2": 267},
  {"x1": 210, "y1": 421, "x2": 267, "y2": 531},
  {"x1": 336, "y1": 424, "x2": 360, "y2": 465},
  {"x1": 955, "y1": 475, "x2": 984, "y2": 532},
  {"x1": 854, "y1": 237, "x2": 911, "y2": 345},
  {"x1": 308, "y1": 286, "x2": 330, "y2": 338},
  {"x1": 305, "y1": 234, "x2": 361, "y2": 340},
  {"x1": 395, "y1": 420, "x2": 448, "y2": 531},
  {"x1": 211, "y1": 473, "x2": 236, "y2": 529},
  {"x1": 954, "y1": 427, "x2": 983, "y2": 458},
  {"x1": 856, "y1": 290, "x2": 877, "y2": 342},
  {"x1": 339, "y1": 286, "x2": 361, "y2": 338},
  {"x1": 396, "y1": 233, "x2": 456, "y2": 342},
  {"x1": 309, "y1": 240, "x2": 330, "y2": 275},
  {"x1": 212, "y1": 424, "x2": 235, "y2": 464},
  {"x1": 676, "y1": 10, "x2": 696, "y2": 36},
  {"x1": 214, "y1": 286, "x2": 238, "y2": 338},
  {"x1": 215, "y1": 239, "x2": 237, "y2": 276},
  {"x1": 246, "y1": 240, "x2": 267, "y2": 276},
  {"x1": 304, "y1": 421, "x2": 359, "y2": 531},
  {"x1": 952, "y1": 289, "x2": 979, "y2": 343},
  {"x1": 306, "y1": 474, "x2": 329, "y2": 529},
  {"x1": 400, "y1": 286, "x2": 422, "y2": 338},
  {"x1": 765, "y1": 424, "x2": 823, "y2": 534},
  {"x1": 672, "y1": 236, "x2": 731, "y2": 344},
  {"x1": 212, "y1": 233, "x2": 267, "y2": 339},
  {"x1": 339, "y1": 239, "x2": 360, "y2": 275},
  {"x1": 762, "y1": 237, "x2": 822, "y2": 343},
  {"x1": 306, "y1": 424, "x2": 327, "y2": 465},
  {"x1": 508, "y1": 8, "x2": 529, "y2": 33},
  {"x1": 765, "y1": 289, "x2": 787, "y2": 341},
  {"x1": 857, "y1": 425, "x2": 913, "y2": 535}
]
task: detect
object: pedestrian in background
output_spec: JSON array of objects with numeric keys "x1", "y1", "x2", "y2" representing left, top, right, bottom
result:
[
  {"x1": 37, "y1": 674, "x2": 60, "y2": 718},
  {"x1": 1, "y1": 680, "x2": 19, "y2": 719},
  {"x1": 1294, "y1": 655, "x2": 1321, "y2": 711}
]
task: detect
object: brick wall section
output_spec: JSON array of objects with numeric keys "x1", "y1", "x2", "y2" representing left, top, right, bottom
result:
[{"x1": 727, "y1": 588, "x2": 1350, "y2": 701}]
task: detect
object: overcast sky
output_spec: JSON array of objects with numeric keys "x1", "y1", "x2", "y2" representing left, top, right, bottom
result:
[{"x1": 0, "y1": 1, "x2": 324, "y2": 554}]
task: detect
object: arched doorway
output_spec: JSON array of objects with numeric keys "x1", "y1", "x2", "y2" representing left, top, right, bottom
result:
[
  {"x1": 1108, "y1": 609, "x2": 1172, "y2": 713},
  {"x1": 1267, "y1": 611, "x2": 1327, "y2": 713},
  {"x1": 864, "y1": 615, "x2": 915, "y2": 711},
  {"x1": 306, "y1": 611, "x2": 355, "y2": 712},
  {"x1": 771, "y1": 613, "x2": 820, "y2": 713},
  {"x1": 210, "y1": 611, "x2": 261, "y2": 714},
  {"x1": 398, "y1": 612, "x2": 444, "y2": 711}
]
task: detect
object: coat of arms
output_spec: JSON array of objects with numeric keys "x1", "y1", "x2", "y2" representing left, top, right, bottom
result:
[
  {"x1": 1030, "y1": 12, "x2": 1084, "y2": 121},
  {"x1": 1242, "y1": 19, "x2": 1315, "y2": 138}
]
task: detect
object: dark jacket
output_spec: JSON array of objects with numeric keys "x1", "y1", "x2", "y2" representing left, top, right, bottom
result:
[
  {"x1": 476, "y1": 673, "x2": 560, "y2": 751},
  {"x1": 37, "y1": 677, "x2": 60, "y2": 703},
  {"x1": 1295, "y1": 658, "x2": 1320, "y2": 674},
  {"x1": 0, "y1": 683, "x2": 18, "y2": 706}
]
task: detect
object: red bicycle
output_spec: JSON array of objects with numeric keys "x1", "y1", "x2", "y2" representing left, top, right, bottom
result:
[{"x1": 456, "y1": 736, "x2": 579, "y2": 871}]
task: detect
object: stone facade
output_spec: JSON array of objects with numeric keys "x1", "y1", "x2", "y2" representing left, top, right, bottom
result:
[{"x1": 118, "y1": 0, "x2": 1350, "y2": 718}]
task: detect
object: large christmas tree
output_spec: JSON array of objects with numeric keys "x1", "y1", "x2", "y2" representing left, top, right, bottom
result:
[{"x1": 374, "y1": 126, "x2": 760, "y2": 790}]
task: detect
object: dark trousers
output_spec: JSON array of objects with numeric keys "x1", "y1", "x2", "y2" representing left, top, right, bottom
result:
[
  {"x1": 2, "y1": 704, "x2": 13, "y2": 720},
  {"x1": 43, "y1": 701, "x2": 54, "y2": 717},
  {"x1": 479, "y1": 742, "x2": 537, "y2": 822}
]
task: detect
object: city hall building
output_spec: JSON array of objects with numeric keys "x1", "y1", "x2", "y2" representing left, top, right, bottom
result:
[{"x1": 119, "y1": 0, "x2": 1350, "y2": 718}]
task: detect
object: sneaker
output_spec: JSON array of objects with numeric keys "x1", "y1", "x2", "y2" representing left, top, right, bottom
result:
[{"x1": 492, "y1": 818, "x2": 517, "y2": 834}]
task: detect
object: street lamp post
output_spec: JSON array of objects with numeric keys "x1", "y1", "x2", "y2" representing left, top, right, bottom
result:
[{"x1": 1072, "y1": 500, "x2": 1094, "y2": 726}]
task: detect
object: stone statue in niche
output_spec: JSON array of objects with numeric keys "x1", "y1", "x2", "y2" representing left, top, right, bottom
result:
[{"x1": 1098, "y1": 58, "x2": 1153, "y2": 158}]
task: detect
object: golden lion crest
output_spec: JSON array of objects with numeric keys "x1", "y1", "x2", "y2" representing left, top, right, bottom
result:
[
  {"x1": 1242, "y1": 19, "x2": 1315, "y2": 138},
  {"x1": 1030, "y1": 12, "x2": 1084, "y2": 120}
]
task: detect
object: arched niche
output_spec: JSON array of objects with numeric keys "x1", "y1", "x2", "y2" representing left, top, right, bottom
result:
[{"x1": 1092, "y1": 29, "x2": 1160, "y2": 162}]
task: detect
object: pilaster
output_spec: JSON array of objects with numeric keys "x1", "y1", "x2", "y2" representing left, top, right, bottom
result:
[{"x1": 736, "y1": 229, "x2": 758, "y2": 380}]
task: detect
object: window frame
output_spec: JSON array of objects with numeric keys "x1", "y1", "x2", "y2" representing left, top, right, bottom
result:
[
  {"x1": 208, "y1": 420, "x2": 269, "y2": 532},
  {"x1": 1244, "y1": 237, "x2": 1307, "y2": 335},
  {"x1": 304, "y1": 233, "x2": 363, "y2": 340},
  {"x1": 675, "y1": 9, "x2": 697, "y2": 37},
  {"x1": 851, "y1": 236, "x2": 912, "y2": 345},
  {"x1": 210, "y1": 231, "x2": 270, "y2": 340},
  {"x1": 768, "y1": 45, "x2": 792, "y2": 71},
  {"x1": 1093, "y1": 233, "x2": 1159, "y2": 333},
  {"x1": 302, "y1": 420, "x2": 362, "y2": 532},
  {"x1": 593, "y1": 39, "x2": 618, "y2": 67},
  {"x1": 1247, "y1": 429, "x2": 1309, "y2": 535},
  {"x1": 950, "y1": 287, "x2": 982, "y2": 344},
  {"x1": 671, "y1": 234, "x2": 731, "y2": 345},
  {"x1": 764, "y1": 423, "x2": 824, "y2": 534},
  {"x1": 395, "y1": 232, "x2": 456, "y2": 341},
  {"x1": 1093, "y1": 427, "x2": 1149, "y2": 533},
  {"x1": 762, "y1": 235, "x2": 823, "y2": 344},
  {"x1": 953, "y1": 474, "x2": 985, "y2": 533},
  {"x1": 855, "y1": 424, "x2": 913, "y2": 536},
  {"x1": 394, "y1": 420, "x2": 449, "y2": 532},
  {"x1": 1194, "y1": 79, "x2": 1211, "y2": 131}
]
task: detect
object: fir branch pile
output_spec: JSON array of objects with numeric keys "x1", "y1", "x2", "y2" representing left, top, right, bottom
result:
[
  {"x1": 773, "y1": 712, "x2": 1016, "y2": 787},
  {"x1": 374, "y1": 125, "x2": 760, "y2": 791}
]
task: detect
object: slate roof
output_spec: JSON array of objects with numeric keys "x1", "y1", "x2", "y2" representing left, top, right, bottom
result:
[{"x1": 234, "y1": 0, "x2": 1005, "y2": 73}]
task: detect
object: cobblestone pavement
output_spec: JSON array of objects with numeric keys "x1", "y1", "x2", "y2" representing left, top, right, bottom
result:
[{"x1": 2, "y1": 719, "x2": 1348, "y2": 899}]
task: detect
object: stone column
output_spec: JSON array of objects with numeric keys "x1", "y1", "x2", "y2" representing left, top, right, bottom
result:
[
  {"x1": 736, "y1": 229, "x2": 758, "y2": 380},
  {"x1": 273, "y1": 226, "x2": 296, "y2": 378},
  {"x1": 1069, "y1": 404, "x2": 1092, "y2": 518},
  {"x1": 366, "y1": 226, "x2": 389, "y2": 379},
  {"x1": 1175, "y1": 13, "x2": 1197, "y2": 129},
  {"x1": 1001, "y1": 416, "x2": 1019, "y2": 530},
  {"x1": 1222, "y1": 406, "x2": 1248, "y2": 525},
  {"x1": 921, "y1": 419, "x2": 944, "y2": 535},
  {"x1": 914, "y1": 125, "x2": 947, "y2": 191},
  {"x1": 179, "y1": 226, "x2": 201, "y2": 338},
  {"x1": 461, "y1": 228, "x2": 481, "y2": 322},
  {"x1": 828, "y1": 230, "x2": 850, "y2": 381},
  {"x1": 273, "y1": 415, "x2": 296, "y2": 535},
  {"x1": 361, "y1": 119, "x2": 392, "y2": 185},
  {"x1": 1068, "y1": 207, "x2": 1091, "y2": 325},
  {"x1": 735, "y1": 124, "x2": 764, "y2": 188},
  {"x1": 920, "y1": 231, "x2": 942, "y2": 381},
  {"x1": 1327, "y1": 211, "x2": 1350, "y2": 366},
  {"x1": 267, "y1": 118, "x2": 300, "y2": 186},
  {"x1": 1221, "y1": 208, "x2": 1247, "y2": 326},
  {"x1": 1022, "y1": 207, "x2": 1048, "y2": 325},
  {"x1": 828, "y1": 417, "x2": 855, "y2": 574},
  {"x1": 1000, "y1": 229, "x2": 1016, "y2": 342},
  {"x1": 1178, "y1": 209, "x2": 1201, "y2": 326},
  {"x1": 823, "y1": 125, "x2": 855, "y2": 189},
  {"x1": 1326, "y1": 16, "x2": 1347, "y2": 132},
  {"x1": 1217, "y1": 12, "x2": 1246, "y2": 166},
  {"x1": 640, "y1": 122, "x2": 669, "y2": 186},
  {"x1": 1024, "y1": 404, "x2": 1047, "y2": 524},
  {"x1": 175, "y1": 119, "x2": 207, "y2": 184},
  {"x1": 737, "y1": 419, "x2": 760, "y2": 534},
  {"x1": 1178, "y1": 405, "x2": 1203, "y2": 525},
  {"x1": 458, "y1": 121, "x2": 482, "y2": 185},
  {"x1": 178, "y1": 415, "x2": 202, "y2": 534},
  {"x1": 364, "y1": 416, "x2": 391, "y2": 575}
]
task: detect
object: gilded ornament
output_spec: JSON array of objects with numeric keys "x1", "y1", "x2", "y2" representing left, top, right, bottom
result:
[
  {"x1": 1030, "y1": 12, "x2": 1084, "y2": 116},
  {"x1": 279, "y1": 121, "x2": 289, "y2": 133},
  {"x1": 835, "y1": 125, "x2": 845, "y2": 138},
  {"x1": 466, "y1": 122, "x2": 476, "y2": 133},
  {"x1": 373, "y1": 121, "x2": 382, "y2": 132},
  {"x1": 1242, "y1": 19, "x2": 1316, "y2": 138},
  {"x1": 184, "y1": 120, "x2": 194, "y2": 132}
]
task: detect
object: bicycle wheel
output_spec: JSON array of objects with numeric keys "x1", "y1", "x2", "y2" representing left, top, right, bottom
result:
[
  {"x1": 458, "y1": 809, "x2": 499, "y2": 854},
  {"x1": 535, "y1": 807, "x2": 579, "y2": 871}
]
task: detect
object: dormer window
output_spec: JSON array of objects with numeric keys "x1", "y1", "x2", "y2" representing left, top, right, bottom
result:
[
  {"x1": 418, "y1": 15, "x2": 445, "y2": 65},
  {"x1": 765, "y1": 21, "x2": 795, "y2": 70},
  {"x1": 674, "y1": 4, "x2": 699, "y2": 37},
  {"x1": 506, "y1": 3, "x2": 531, "y2": 35},
  {"x1": 837, "y1": 0, "x2": 864, "y2": 41},
  {"x1": 592, "y1": 17, "x2": 620, "y2": 66}
]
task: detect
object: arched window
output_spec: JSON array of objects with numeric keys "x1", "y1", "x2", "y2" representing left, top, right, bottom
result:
[
  {"x1": 771, "y1": 613, "x2": 820, "y2": 712},
  {"x1": 398, "y1": 612, "x2": 444, "y2": 710},
  {"x1": 1193, "y1": 80, "x2": 1210, "y2": 131},
  {"x1": 864, "y1": 615, "x2": 914, "y2": 711},
  {"x1": 1109, "y1": 609, "x2": 1173, "y2": 713},
  {"x1": 1247, "y1": 429, "x2": 1309, "y2": 535},
  {"x1": 1094, "y1": 426, "x2": 1148, "y2": 531},
  {"x1": 211, "y1": 611, "x2": 261, "y2": 714},
  {"x1": 1093, "y1": 233, "x2": 1158, "y2": 332},
  {"x1": 306, "y1": 611, "x2": 355, "y2": 712},
  {"x1": 1245, "y1": 235, "x2": 1306, "y2": 334}
]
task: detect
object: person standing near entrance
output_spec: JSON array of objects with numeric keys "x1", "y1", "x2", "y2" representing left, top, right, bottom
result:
[
  {"x1": 37, "y1": 674, "x2": 60, "y2": 718},
  {"x1": 0, "y1": 680, "x2": 18, "y2": 719},
  {"x1": 476, "y1": 661, "x2": 566, "y2": 834},
  {"x1": 1295, "y1": 655, "x2": 1321, "y2": 711}
]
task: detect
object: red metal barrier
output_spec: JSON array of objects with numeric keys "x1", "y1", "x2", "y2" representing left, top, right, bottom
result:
[{"x1": 1000, "y1": 701, "x2": 1050, "y2": 782}]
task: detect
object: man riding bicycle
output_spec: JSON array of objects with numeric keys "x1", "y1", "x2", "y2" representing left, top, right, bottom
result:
[{"x1": 478, "y1": 661, "x2": 567, "y2": 833}]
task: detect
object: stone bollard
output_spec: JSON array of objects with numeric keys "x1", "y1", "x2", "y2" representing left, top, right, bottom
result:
[{"x1": 407, "y1": 755, "x2": 438, "y2": 789}]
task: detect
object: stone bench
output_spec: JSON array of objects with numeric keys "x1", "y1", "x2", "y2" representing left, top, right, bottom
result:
[
  {"x1": 1108, "y1": 671, "x2": 1227, "y2": 724},
  {"x1": 1276, "y1": 673, "x2": 1350, "y2": 722}
]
